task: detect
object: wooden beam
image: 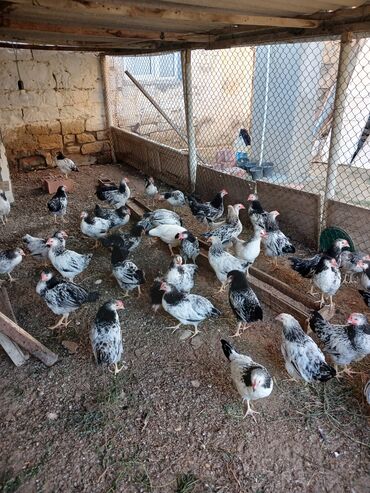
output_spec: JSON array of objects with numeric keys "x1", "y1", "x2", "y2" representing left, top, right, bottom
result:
[
  {"x1": 4, "y1": 1, "x2": 320, "y2": 28},
  {"x1": 0, "y1": 18, "x2": 216, "y2": 43},
  {"x1": 0, "y1": 311, "x2": 58, "y2": 367}
]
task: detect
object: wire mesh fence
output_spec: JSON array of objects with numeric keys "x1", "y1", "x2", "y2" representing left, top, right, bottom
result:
[{"x1": 106, "y1": 34, "x2": 370, "y2": 250}]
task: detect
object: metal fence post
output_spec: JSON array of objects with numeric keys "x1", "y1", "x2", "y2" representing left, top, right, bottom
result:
[
  {"x1": 100, "y1": 54, "x2": 117, "y2": 163},
  {"x1": 182, "y1": 49, "x2": 197, "y2": 193},
  {"x1": 323, "y1": 32, "x2": 354, "y2": 209}
]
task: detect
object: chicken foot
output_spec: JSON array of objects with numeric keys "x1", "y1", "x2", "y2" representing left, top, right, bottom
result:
[
  {"x1": 243, "y1": 400, "x2": 260, "y2": 422},
  {"x1": 48, "y1": 314, "x2": 71, "y2": 330},
  {"x1": 166, "y1": 322, "x2": 182, "y2": 333}
]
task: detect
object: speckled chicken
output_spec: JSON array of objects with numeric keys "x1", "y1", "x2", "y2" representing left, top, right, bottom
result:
[
  {"x1": 160, "y1": 190, "x2": 185, "y2": 207},
  {"x1": 358, "y1": 290, "x2": 370, "y2": 308},
  {"x1": 262, "y1": 226, "x2": 295, "y2": 265},
  {"x1": 176, "y1": 231, "x2": 200, "y2": 264},
  {"x1": 232, "y1": 228, "x2": 267, "y2": 274},
  {"x1": 221, "y1": 339, "x2": 273, "y2": 418},
  {"x1": 357, "y1": 260, "x2": 370, "y2": 290},
  {"x1": 0, "y1": 191, "x2": 10, "y2": 225},
  {"x1": 80, "y1": 211, "x2": 111, "y2": 247},
  {"x1": 364, "y1": 380, "x2": 370, "y2": 405},
  {"x1": 94, "y1": 204, "x2": 131, "y2": 229},
  {"x1": 309, "y1": 311, "x2": 370, "y2": 375},
  {"x1": 55, "y1": 151, "x2": 79, "y2": 178},
  {"x1": 0, "y1": 248, "x2": 25, "y2": 281},
  {"x1": 207, "y1": 236, "x2": 250, "y2": 291},
  {"x1": 226, "y1": 270, "x2": 263, "y2": 337},
  {"x1": 23, "y1": 230, "x2": 67, "y2": 262},
  {"x1": 160, "y1": 281, "x2": 221, "y2": 337},
  {"x1": 247, "y1": 194, "x2": 279, "y2": 232},
  {"x1": 340, "y1": 250, "x2": 370, "y2": 283},
  {"x1": 150, "y1": 277, "x2": 164, "y2": 313},
  {"x1": 187, "y1": 189, "x2": 228, "y2": 225},
  {"x1": 202, "y1": 204, "x2": 244, "y2": 245},
  {"x1": 148, "y1": 224, "x2": 186, "y2": 255},
  {"x1": 111, "y1": 246, "x2": 145, "y2": 297},
  {"x1": 47, "y1": 237, "x2": 92, "y2": 281},
  {"x1": 137, "y1": 209, "x2": 182, "y2": 231},
  {"x1": 144, "y1": 177, "x2": 158, "y2": 205},
  {"x1": 47, "y1": 185, "x2": 68, "y2": 223},
  {"x1": 165, "y1": 255, "x2": 198, "y2": 293},
  {"x1": 101, "y1": 223, "x2": 145, "y2": 252},
  {"x1": 96, "y1": 177, "x2": 130, "y2": 208},
  {"x1": 90, "y1": 299, "x2": 125, "y2": 374},
  {"x1": 312, "y1": 255, "x2": 341, "y2": 308},
  {"x1": 276, "y1": 313, "x2": 336, "y2": 383},
  {"x1": 36, "y1": 270, "x2": 99, "y2": 329}
]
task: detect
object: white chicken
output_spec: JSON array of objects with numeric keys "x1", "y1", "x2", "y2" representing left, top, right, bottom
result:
[
  {"x1": 80, "y1": 211, "x2": 111, "y2": 248},
  {"x1": 0, "y1": 191, "x2": 10, "y2": 225},
  {"x1": 144, "y1": 176, "x2": 158, "y2": 205},
  {"x1": 46, "y1": 237, "x2": 92, "y2": 281},
  {"x1": 148, "y1": 224, "x2": 186, "y2": 255},
  {"x1": 232, "y1": 228, "x2": 267, "y2": 274},
  {"x1": 55, "y1": 151, "x2": 79, "y2": 178},
  {"x1": 312, "y1": 255, "x2": 341, "y2": 308},
  {"x1": 165, "y1": 255, "x2": 198, "y2": 293}
]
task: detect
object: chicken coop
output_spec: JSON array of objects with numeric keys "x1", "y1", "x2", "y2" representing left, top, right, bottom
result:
[{"x1": 0, "y1": 2, "x2": 370, "y2": 493}]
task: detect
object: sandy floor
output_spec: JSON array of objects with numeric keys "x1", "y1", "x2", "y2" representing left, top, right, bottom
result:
[{"x1": 0, "y1": 163, "x2": 369, "y2": 493}]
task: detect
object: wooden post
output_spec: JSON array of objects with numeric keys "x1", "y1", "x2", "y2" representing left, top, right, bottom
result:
[
  {"x1": 100, "y1": 54, "x2": 117, "y2": 164},
  {"x1": 182, "y1": 49, "x2": 197, "y2": 193}
]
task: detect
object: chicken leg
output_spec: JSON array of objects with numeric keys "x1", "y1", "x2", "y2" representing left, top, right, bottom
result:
[
  {"x1": 137, "y1": 285, "x2": 142, "y2": 298},
  {"x1": 48, "y1": 314, "x2": 70, "y2": 330},
  {"x1": 168, "y1": 244, "x2": 174, "y2": 256},
  {"x1": 243, "y1": 400, "x2": 260, "y2": 421},
  {"x1": 166, "y1": 322, "x2": 182, "y2": 333},
  {"x1": 7, "y1": 273, "x2": 16, "y2": 282}
]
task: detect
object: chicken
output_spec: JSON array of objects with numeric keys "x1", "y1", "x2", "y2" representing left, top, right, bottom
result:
[
  {"x1": 226, "y1": 270, "x2": 263, "y2": 337},
  {"x1": 289, "y1": 239, "x2": 349, "y2": 279},
  {"x1": 47, "y1": 185, "x2": 68, "y2": 223},
  {"x1": 358, "y1": 290, "x2": 370, "y2": 308},
  {"x1": 221, "y1": 339, "x2": 273, "y2": 418},
  {"x1": 340, "y1": 250, "x2": 370, "y2": 283},
  {"x1": 0, "y1": 191, "x2": 10, "y2": 225},
  {"x1": 0, "y1": 248, "x2": 25, "y2": 282},
  {"x1": 176, "y1": 231, "x2": 200, "y2": 264},
  {"x1": 187, "y1": 189, "x2": 228, "y2": 225},
  {"x1": 357, "y1": 260, "x2": 370, "y2": 290},
  {"x1": 365, "y1": 380, "x2": 370, "y2": 405},
  {"x1": 94, "y1": 204, "x2": 131, "y2": 229},
  {"x1": 55, "y1": 151, "x2": 79, "y2": 178},
  {"x1": 90, "y1": 299, "x2": 125, "y2": 374},
  {"x1": 207, "y1": 236, "x2": 250, "y2": 291},
  {"x1": 312, "y1": 256, "x2": 341, "y2": 308},
  {"x1": 96, "y1": 177, "x2": 130, "y2": 208},
  {"x1": 23, "y1": 230, "x2": 67, "y2": 262},
  {"x1": 144, "y1": 176, "x2": 158, "y2": 205},
  {"x1": 232, "y1": 228, "x2": 267, "y2": 274},
  {"x1": 111, "y1": 246, "x2": 145, "y2": 297},
  {"x1": 202, "y1": 204, "x2": 245, "y2": 245},
  {"x1": 46, "y1": 237, "x2": 92, "y2": 281},
  {"x1": 36, "y1": 270, "x2": 99, "y2": 329},
  {"x1": 165, "y1": 255, "x2": 198, "y2": 293},
  {"x1": 150, "y1": 277, "x2": 164, "y2": 313},
  {"x1": 160, "y1": 281, "x2": 220, "y2": 337},
  {"x1": 309, "y1": 310, "x2": 370, "y2": 375},
  {"x1": 101, "y1": 223, "x2": 145, "y2": 252},
  {"x1": 80, "y1": 211, "x2": 111, "y2": 247},
  {"x1": 160, "y1": 190, "x2": 185, "y2": 207},
  {"x1": 247, "y1": 194, "x2": 279, "y2": 232},
  {"x1": 262, "y1": 227, "x2": 295, "y2": 265},
  {"x1": 148, "y1": 224, "x2": 186, "y2": 255},
  {"x1": 276, "y1": 313, "x2": 336, "y2": 383},
  {"x1": 137, "y1": 209, "x2": 182, "y2": 231}
]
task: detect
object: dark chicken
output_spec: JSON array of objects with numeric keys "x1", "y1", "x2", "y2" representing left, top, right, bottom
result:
[
  {"x1": 96, "y1": 177, "x2": 130, "y2": 208},
  {"x1": 47, "y1": 185, "x2": 68, "y2": 223},
  {"x1": 187, "y1": 189, "x2": 228, "y2": 225},
  {"x1": 111, "y1": 246, "x2": 145, "y2": 297}
]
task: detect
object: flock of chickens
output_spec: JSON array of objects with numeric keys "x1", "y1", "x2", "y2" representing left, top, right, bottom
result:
[{"x1": 0, "y1": 157, "x2": 369, "y2": 416}]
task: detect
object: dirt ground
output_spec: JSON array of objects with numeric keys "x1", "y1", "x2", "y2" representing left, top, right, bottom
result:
[{"x1": 0, "y1": 163, "x2": 369, "y2": 493}]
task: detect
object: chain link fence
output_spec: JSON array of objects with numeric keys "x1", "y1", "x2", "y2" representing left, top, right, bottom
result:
[{"x1": 106, "y1": 35, "x2": 370, "y2": 251}]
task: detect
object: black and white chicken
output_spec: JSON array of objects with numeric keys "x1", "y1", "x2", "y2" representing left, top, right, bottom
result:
[
  {"x1": 55, "y1": 151, "x2": 79, "y2": 178},
  {"x1": 232, "y1": 228, "x2": 267, "y2": 274},
  {"x1": 309, "y1": 310, "x2": 370, "y2": 375},
  {"x1": 221, "y1": 339, "x2": 273, "y2": 418},
  {"x1": 364, "y1": 380, "x2": 370, "y2": 405},
  {"x1": 312, "y1": 255, "x2": 341, "y2": 308},
  {"x1": 226, "y1": 270, "x2": 263, "y2": 337},
  {"x1": 148, "y1": 224, "x2": 186, "y2": 255},
  {"x1": 96, "y1": 177, "x2": 130, "y2": 209},
  {"x1": 187, "y1": 189, "x2": 228, "y2": 225},
  {"x1": 207, "y1": 236, "x2": 250, "y2": 291},
  {"x1": 0, "y1": 248, "x2": 25, "y2": 282},
  {"x1": 160, "y1": 190, "x2": 186, "y2": 207},
  {"x1": 165, "y1": 255, "x2": 198, "y2": 293},
  {"x1": 150, "y1": 277, "x2": 164, "y2": 314},
  {"x1": 144, "y1": 176, "x2": 158, "y2": 205},
  {"x1": 137, "y1": 209, "x2": 182, "y2": 231},
  {"x1": 101, "y1": 223, "x2": 145, "y2": 252},
  {"x1": 36, "y1": 270, "x2": 99, "y2": 329},
  {"x1": 80, "y1": 211, "x2": 111, "y2": 247},
  {"x1": 0, "y1": 191, "x2": 10, "y2": 225},
  {"x1": 357, "y1": 260, "x2": 370, "y2": 290},
  {"x1": 111, "y1": 246, "x2": 145, "y2": 297},
  {"x1": 90, "y1": 299, "x2": 125, "y2": 374},
  {"x1": 247, "y1": 194, "x2": 279, "y2": 232},
  {"x1": 160, "y1": 281, "x2": 220, "y2": 337},
  {"x1": 202, "y1": 204, "x2": 244, "y2": 245},
  {"x1": 262, "y1": 224, "x2": 295, "y2": 265},
  {"x1": 276, "y1": 313, "x2": 336, "y2": 383},
  {"x1": 358, "y1": 290, "x2": 370, "y2": 308},
  {"x1": 47, "y1": 185, "x2": 68, "y2": 223},
  {"x1": 46, "y1": 237, "x2": 92, "y2": 281},
  {"x1": 94, "y1": 204, "x2": 131, "y2": 229},
  {"x1": 176, "y1": 231, "x2": 200, "y2": 264},
  {"x1": 23, "y1": 230, "x2": 67, "y2": 264},
  {"x1": 340, "y1": 251, "x2": 370, "y2": 284}
]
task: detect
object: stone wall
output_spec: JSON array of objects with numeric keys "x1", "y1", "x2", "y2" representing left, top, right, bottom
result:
[{"x1": 0, "y1": 49, "x2": 111, "y2": 170}]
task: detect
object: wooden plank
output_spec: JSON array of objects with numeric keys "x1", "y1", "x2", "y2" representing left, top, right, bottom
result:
[
  {"x1": 0, "y1": 312, "x2": 58, "y2": 367},
  {"x1": 0, "y1": 181, "x2": 10, "y2": 191}
]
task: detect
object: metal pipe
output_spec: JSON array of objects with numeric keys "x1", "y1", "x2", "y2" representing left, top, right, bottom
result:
[
  {"x1": 324, "y1": 32, "x2": 354, "y2": 203},
  {"x1": 182, "y1": 49, "x2": 197, "y2": 192},
  {"x1": 124, "y1": 69, "x2": 206, "y2": 165},
  {"x1": 100, "y1": 54, "x2": 117, "y2": 163},
  {"x1": 259, "y1": 44, "x2": 271, "y2": 166}
]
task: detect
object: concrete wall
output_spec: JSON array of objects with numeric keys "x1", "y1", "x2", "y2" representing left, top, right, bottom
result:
[
  {"x1": 0, "y1": 49, "x2": 111, "y2": 170},
  {"x1": 0, "y1": 139, "x2": 13, "y2": 202}
]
